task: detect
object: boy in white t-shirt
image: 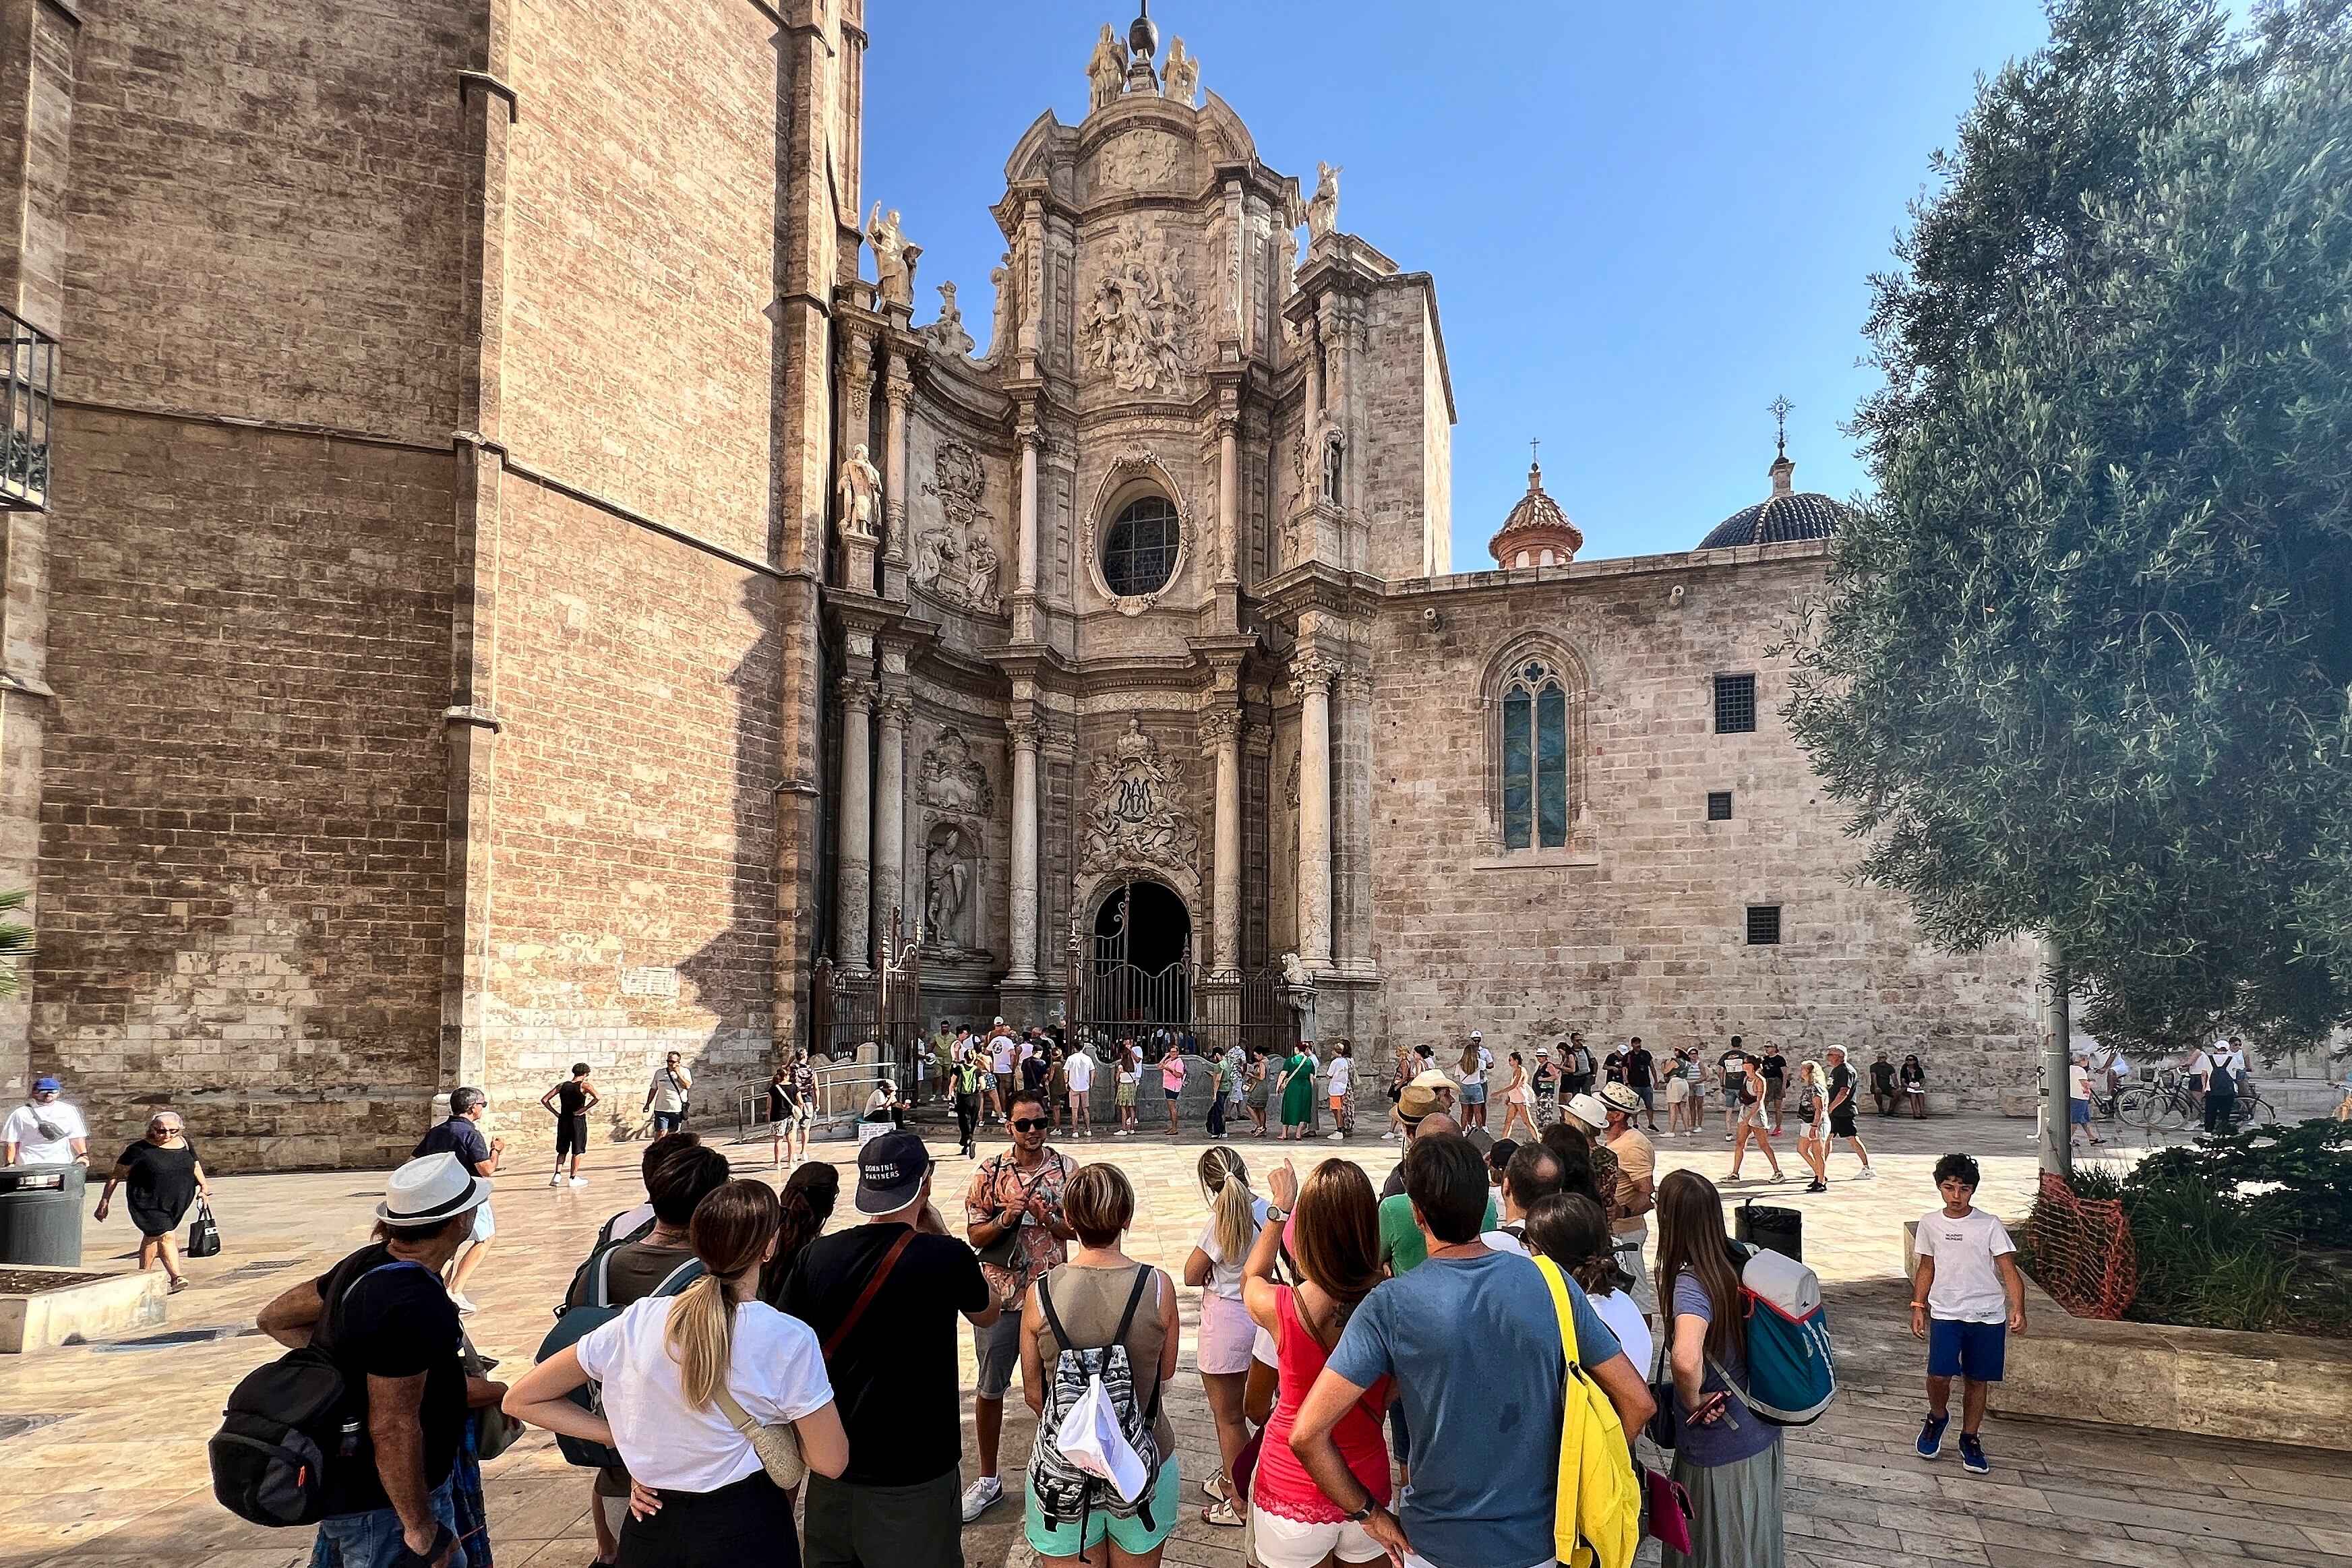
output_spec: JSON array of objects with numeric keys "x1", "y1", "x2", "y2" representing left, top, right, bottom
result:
[
  {"x1": 1062, "y1": 1045, "x2": 1096, "y2": 1137},
  {"x1": 1325, "y1": 1041, "x2": 1355, "y2": 1139},
  {"x1": 1910, "y1": 1152, "x2": 2026, "y2": 1476}
]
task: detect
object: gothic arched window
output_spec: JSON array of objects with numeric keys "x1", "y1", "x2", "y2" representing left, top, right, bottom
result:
[{"x1": 1499, "y1": 657, "x2": 1573, "y2": 851}]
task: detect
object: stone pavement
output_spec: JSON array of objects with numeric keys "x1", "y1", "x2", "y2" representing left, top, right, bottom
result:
[{"x1": 4, "y1": 1109, "x2": 2347, "y2": 1568}]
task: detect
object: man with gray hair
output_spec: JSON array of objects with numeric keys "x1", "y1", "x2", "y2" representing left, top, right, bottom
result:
[
  {"x1": 413, "y1": 1087, "x2": 504, "y2": 1312},
  {"x1": 1823, "y1": 1046, "x2": 1877, "y2": 1180}
]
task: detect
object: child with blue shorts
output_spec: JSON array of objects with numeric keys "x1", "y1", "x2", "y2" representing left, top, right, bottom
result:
[{"x1": 1910, "y1": 1152, "x2": 2026, "y2": 1475}]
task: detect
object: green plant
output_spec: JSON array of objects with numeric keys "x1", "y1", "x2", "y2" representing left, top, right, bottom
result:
[
  {"x1": 2128, "y1": 1119, "x2": 2352, "y2": 1249},
  {"x1": 0, "y1": 888, "x2": 28, "y2": 1000}
]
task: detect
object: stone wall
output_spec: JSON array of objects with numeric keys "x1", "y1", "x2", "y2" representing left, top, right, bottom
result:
[{"x1": 1368, "y1": 543, "x2": 2037, "y2": 1110}]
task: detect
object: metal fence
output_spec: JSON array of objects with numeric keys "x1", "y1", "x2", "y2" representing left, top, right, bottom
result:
[{"x1": 2, "y1": 305, "x2": 55, "y2": 512}]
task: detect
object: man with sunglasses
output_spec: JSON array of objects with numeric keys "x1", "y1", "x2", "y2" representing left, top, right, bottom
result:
[{"x1": 959, "y1": 1087, "x2": 1075, "y2": 1522}]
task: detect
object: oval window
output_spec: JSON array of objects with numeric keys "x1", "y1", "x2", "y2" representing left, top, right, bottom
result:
[{"x1": 1101, "y1": 495, "x2": 1179, "y2": 598}]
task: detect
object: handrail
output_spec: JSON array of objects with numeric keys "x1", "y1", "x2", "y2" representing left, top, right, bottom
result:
[{"x1": 1, "y1": 303, "x2": 56, "y2": 512}]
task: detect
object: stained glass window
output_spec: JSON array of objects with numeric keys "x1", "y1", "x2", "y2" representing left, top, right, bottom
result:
[
  {"x1": 1103, "y1": 495, "x2": 1179, "y2": 597},
  {"x1": 1499, "y1": 657, "x2": 1574, "y2": 851},
  {"x1": 1501, "y1": 688, "x2": 1533, "y2": 850}
]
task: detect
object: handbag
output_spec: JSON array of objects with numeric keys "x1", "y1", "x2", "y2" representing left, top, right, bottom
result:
[
  {"x1": 460, "y1": 1337, "x2": 524, "y2": 1461},
  {"x1": 974, "y1": 1155, "x2": 1058, "y2": 1271},
  {"x1": 709, "y1": 1226, "x2": 918, "y2": 1490},
  {"x1": 1643, "y1": 1466, "x2": 1694, "y2": 1552},
  {"x1": 185, "y1": 1198, "x2": 222, "y2": 1259}
]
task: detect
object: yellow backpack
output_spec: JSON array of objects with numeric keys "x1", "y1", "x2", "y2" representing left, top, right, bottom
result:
[{"x1": 1531, "y1": 1254, "x2": 1642, "y2": 1568}]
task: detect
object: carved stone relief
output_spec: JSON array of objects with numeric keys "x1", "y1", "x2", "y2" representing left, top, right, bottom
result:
[
  {"x1": 1081, "y1": 717, "x2": 1202, "y2": 876},
  {"x1": 1079, "y1": 226, "x2": 1195, "y2": 394},
  {"x1": 919, "y1": 726, "x2": 994, "y2": 817},
  {"x1": 1095, "y1": 128, "x2": 1184, "y2": 193},
  {"x1": 911, "y1": 442, "x2": 1003, "y2": 613}
]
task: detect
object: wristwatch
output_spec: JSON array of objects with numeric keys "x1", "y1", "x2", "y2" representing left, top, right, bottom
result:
[{"x1": 1344, "y1": 1502, "x2": 1377, "y2": 1524}]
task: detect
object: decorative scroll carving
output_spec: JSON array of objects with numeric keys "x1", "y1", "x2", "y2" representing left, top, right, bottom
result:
[
  {"x1": 920, "y1": 727, "x2": 994, "y2": 817},
  {"x1": 1080, "y1": 228, "x2": 1195, "y2": 394},
  {"x1": 911, "y1": 441, "x2": 1003, "y2": 613},
  {"x1": 1081, "y1": 717, "x2": 1202, "y2": 876},
  {"x1": 1197, "y1": 706, "x2": 1241, "y2": 751}
]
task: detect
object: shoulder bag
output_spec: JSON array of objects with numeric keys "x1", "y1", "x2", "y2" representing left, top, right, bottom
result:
[{"x1": 713, "y1": 1227, "x2": 919, "y2": 1490}]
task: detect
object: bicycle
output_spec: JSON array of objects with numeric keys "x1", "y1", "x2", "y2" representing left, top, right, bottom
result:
[{"x1": 2119, "y1": 1067, "x2": 2196, "y2": 1133}]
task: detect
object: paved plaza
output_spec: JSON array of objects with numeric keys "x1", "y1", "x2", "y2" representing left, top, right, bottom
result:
[{"x1": 5, "y1": 1110, "x2": 2347, "y2": 1568}]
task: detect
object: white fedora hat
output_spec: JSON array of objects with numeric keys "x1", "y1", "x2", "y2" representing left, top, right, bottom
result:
[
  {"x1": 376, "y1": 1151, "x2": 492, "y2": 1228},
  {"x1": 1565, "y1": 1093, "x2": 1610, "y2": 1130}
]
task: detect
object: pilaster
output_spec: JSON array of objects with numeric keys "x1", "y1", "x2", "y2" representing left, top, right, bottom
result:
[
  {"x1": 1006, "y1": 708, "x2": 1042, "y2": 985},
  {"x1": 835, "y1": 670, "x2": 877, "y2": 973}
]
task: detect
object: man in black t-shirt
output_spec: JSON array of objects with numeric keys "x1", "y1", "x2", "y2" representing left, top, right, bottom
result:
[
  {"x1": 1623, "y1": 1036, "x2": 1658, "y2": 1130},
  {"x1": 1759, "y1": 1044, "x2": 1789, "y2": 1134},
  {"x1": 413, "y1": 1087, "x2": 504, "y2": 1315},
  {"x1": 1823, "y1": 1046, "x2": 1877, "y2": 1179},
  {"x1": 785, "y1": 1130, "x2": 996, "y2": 1568},
  {"x1": 255, "y1": 1153, "x2": 497, "y2": 1568},
  {"x1": 1602, "y1": 1046, "x2": 1626, "y2": 1085},
  {"x1": 1869, "y1": 1050, "x2": 1900, "y2": 1115}
]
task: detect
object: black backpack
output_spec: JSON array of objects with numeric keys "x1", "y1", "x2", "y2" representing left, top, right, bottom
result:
[{"x1": 209, "y1": 1254, "x2": 423, "y2": 1527}]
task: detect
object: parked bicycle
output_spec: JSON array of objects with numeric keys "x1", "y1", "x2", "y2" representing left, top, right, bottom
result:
[{"x1": 2119, "y1": 1066, "x2": 2274, "y2": 1134}]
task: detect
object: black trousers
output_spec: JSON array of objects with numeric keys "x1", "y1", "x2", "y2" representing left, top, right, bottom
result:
[
  {"x1": 955, "y1": 1093, "x2": 978, "y2": 1152},
  {"x1": 1206, "y1": 1090, "x2": 1226, "y2": 1137},
  {"x1": 2204, "y1": 1091, "x2": 2236, "y2": 1133}
]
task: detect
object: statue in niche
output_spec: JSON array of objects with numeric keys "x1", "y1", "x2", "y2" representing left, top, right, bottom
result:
[
  {"x1": 1088, "y1": 24, "x2": 1128, "y2": 111},
  {"x1": 1307, "y1": 162, "x2": 1341, "y2": 241},
  {"x1": 866, "y1": 204, "x2": 919, "y2": 307},
  {"x1": 837, "y1": 444, "x2": 881, "y2": 540},
  {"x1": 924, "y1": 826, "x2": 975, "y2": 951},
  {"x1": 1165, "y1": 37, "x2": 1199, "y2": 106},
  {"x1": 911, "y1": 441, "x2": 1002, "y2": 613},
  {"x1": 922, "y1": 280, "x2": 975, "y2": 358},
  {"x1": 1079, "y1": 231, "x2": 1195, "y2": 394}
]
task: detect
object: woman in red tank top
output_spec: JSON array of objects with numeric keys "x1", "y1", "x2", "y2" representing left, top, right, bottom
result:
[{"x1": 1238, "y1": 1157, "x2": 1392, "y2": 1567}]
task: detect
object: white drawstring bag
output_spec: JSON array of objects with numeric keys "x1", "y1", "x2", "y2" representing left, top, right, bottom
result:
[{"x1": 1056, "y1": 1371, "x2": 1149, "y2": 1503}]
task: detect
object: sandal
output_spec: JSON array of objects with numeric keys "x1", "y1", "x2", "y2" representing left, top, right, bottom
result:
[
  {"x1": 167, "y1": 1277, "x2": 190, "y2": 1294},
  {"x1": 1201, "y1": 1472, "x2": 1228, "y2": 1503},
  {"x1": 1201, "y1": 1497, "x2": 1243, "y2": 1528}
]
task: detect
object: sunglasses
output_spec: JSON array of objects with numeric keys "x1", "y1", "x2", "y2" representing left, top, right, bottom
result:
[{"x1": 1010, "y1": 1117, "x2": 1050, "y2": 1133}]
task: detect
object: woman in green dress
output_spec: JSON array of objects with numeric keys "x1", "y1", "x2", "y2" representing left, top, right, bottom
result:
[{"x1": 1277, "y1": 1044, "x2": 1317, "y2": 1140}]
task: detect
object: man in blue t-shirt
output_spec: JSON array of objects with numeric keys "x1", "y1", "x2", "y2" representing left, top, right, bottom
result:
[{"x1": 1290, "y1": 1133, "x2": 1655, "y2": 1568}]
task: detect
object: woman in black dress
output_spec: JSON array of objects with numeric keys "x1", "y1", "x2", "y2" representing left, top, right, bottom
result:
[
  {"x1": 92, "y1": 1111, "x2": 210, "y2": 1292},
  {"x1": 540, "y1": 1062, "x2": 601, "y2": 1187}
]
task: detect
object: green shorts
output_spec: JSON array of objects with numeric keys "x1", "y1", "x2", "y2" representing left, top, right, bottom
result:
[
  {"x1": 1116, "y1": 1081, "x2": 1137, "y2": 1107},
  {"x1": 1023, "y1": 1455, "x2": 1180, "y2": 1558}
]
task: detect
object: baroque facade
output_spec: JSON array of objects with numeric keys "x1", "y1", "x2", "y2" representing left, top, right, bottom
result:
[{"x1": 0, "y1": 3, "x2": 2032, "y2": 1170}]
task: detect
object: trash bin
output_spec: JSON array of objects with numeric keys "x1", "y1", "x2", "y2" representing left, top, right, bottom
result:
[
  {"x1": 1735, "y1": 1199, "x2": 1802, "y2": 1263},
  {"x1": 0, "y1": 1164, "x2": 87, "y2": 1266}
]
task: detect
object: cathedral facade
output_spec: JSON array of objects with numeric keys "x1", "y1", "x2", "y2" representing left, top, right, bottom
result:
[{"x1": 0, "y1": 1, "x2": 2031, "y2": 1170}]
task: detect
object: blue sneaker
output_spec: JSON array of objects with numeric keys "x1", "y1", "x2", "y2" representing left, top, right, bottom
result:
[
  {"x1": 1960, "y1": 1433, "x2": 1989, "y2": 1474},
  {"x1": 1916, "y1": 1412, "x2": 1950, "y2": 1459}
]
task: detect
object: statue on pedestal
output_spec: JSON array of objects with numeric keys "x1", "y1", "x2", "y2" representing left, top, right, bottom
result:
[
  {"x1": 866, "y1": 204, "x2": 918, "y2": 307},
  {"x1": 1165, "y1": 37, "x2": 1199, "y2": 105},
  {"x1": 1087, "y1": 25, "x2": 1127, "y2": 111},
  {"x1": 1307, "y1": 162, "x2": 1341, "y2": 241},
  {"x1": 837, "y1": 444, "x2": 881, "y2": 541}
]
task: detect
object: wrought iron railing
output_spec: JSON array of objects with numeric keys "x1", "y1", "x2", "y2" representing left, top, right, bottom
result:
[{"x1": 1, "y1": 304, "x2": 55, "y2": 512}]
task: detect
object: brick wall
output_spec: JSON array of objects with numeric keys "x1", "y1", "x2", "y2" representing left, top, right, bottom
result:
[
  {"x1": 32, "y1": 411, "x2": 454, "y2": 1168},
  {"x1": 1369, "y1": 545, "x2": 2037, "y2": 1111}
]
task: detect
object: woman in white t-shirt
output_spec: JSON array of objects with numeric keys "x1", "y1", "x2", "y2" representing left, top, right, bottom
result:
[
  {"x1": 1181, "y1": 1146, "x2": 1269, "y2": 1526},
  {"x1": 1526, "y1": 1190, "x2": 1653, "y2": 1378},
  {"x1": 1455, "y1": 1034, "x2": 1494, "y2": 1132},
  {"x1": 506, "y1": 1180, "x2": 849, "y2": 1567}
]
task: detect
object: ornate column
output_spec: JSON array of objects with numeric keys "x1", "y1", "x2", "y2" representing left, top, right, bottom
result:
[
  {"x1": 882, "y1": 357, "x2": 912, "y2": 576},
  {"x1": 1201, "y1": 706, "x2": 1244, "y2": 975},
  {"x1": 1292, "y1": 657, "x2": 1335, "y2": 971},
  {"x1": 1215, "y1": 408, "x2": 1240, "y2": 589},
  {"x1": 835, "y1": 675, "x2": 876, "y2": 973},
  {"x1": 872, "y1": 690, "x2": 911, "y2": 955},
  {"x1": 1006, "y1": 711, "x2": 1042, "y2": 984},
  {"x1": 1339, "y1": 670, "x2": 1377, "y2": 975}
]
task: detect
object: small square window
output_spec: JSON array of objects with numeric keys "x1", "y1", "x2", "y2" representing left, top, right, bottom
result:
[
  {"x1": 1706, "y1": 791, "x2": 1733, "y2": 821},
  {"x1": 1714, "y1": 674, "x2": 1757, "y2": 733},
  {"x1": 1746, "y1": 905, "x2": 1782, "y2": 945}
]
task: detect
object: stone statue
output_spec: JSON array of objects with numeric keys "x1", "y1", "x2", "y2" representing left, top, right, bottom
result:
[
  {"x1": 1281, "y1": 951, "x2": 1309, "y2": 989},
  {"x1": 1307, "y1": 162, "x2": 1341, "y2": 241},
  {"x1": 1165, "y1": 37, "x2": 1199, "y2": 105},
  {"x1": 964, "y1": 523, "x2": 1000, "y2": 608},
  {"x1": 866, "y1": 203, "x2": 918, "y2": 307},
  {"x1": 922, "y1": 280, "x2": 975, "y2": 358},
  {"x1": 1087, "y1": 24, "x2": 1127, "y2": 111},
  {"x1": 924, "y1": 836, "x2": 971, "y2": 944},
  {"x1": 837, "y1": 443, "x2": 881, "y2": 539},
  {"x1": 986, "y1": 252, "x2": 1015, "y2": 363}
]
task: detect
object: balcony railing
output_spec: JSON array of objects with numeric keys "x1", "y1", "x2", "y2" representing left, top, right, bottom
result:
[{"x1": 2, "y1": 304, "x2": 56, "y2": 512}]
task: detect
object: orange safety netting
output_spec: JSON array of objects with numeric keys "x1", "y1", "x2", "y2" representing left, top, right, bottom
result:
[{"x1": 2025, "y1": 1171, "x2": 2138, "y2": 1320}]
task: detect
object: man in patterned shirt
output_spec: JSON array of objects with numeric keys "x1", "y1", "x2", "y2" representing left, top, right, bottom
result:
[{"x1": 959, "y1": 1087, "x2": 1076, "y2": 1521}]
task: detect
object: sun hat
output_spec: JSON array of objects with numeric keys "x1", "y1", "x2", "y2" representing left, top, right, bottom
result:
[
  {"x1": 1408, "y1": 1069, "x2": 1455, "y2": 1093},
  {"x1": 376, "y1": 1152, "x2": 492, "y2": 1228},
  {"x1": 855, "y1": 1129, "x2": 930, "y2": 1215},
  {"x1": 1397, "y1": 1083, "x2": 1446, "y2": 1121},
  {"x1": 1600, "y1": 1082, "x2": 1645, "y2": 1117},
  {"x1": 1564, "y1": 1093, "x2": 1610, "y2": 1131}
]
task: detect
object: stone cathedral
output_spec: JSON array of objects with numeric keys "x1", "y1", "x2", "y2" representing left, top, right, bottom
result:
[{"x1": 2, "y1": 0, "x2": 2034, "y2": 1172}]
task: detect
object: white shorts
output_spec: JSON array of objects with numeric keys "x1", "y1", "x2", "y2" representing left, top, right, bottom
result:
[
  {"x1": 1665, "y1": 1079, "x2": 1690, "y2": 1104},
  {"x1": 470, "y1": 1201, "x2": 495, "y2": 1242},
  {"x1": 1252, "y1": 1508, "x2": 1388, "y2": 1568}
]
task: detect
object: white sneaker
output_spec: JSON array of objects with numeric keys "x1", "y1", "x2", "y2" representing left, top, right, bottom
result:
[
  {"x1": 1381, "y1": 1131, "x2": 1400, "y2": 1141},
  {"x1": 450, "y1": 1292, "x2": 481, "y2": 1315},
  {"x1": 568, "y1": 1177, "x2": 589, "y2": 1188},
  {"x1": 961, "y1": 1475, "x2": 1004, "y2": 1523},
  {"x1": 1853, "y1": 1166, "x2": 1878, "y2": 1180},
  {"x1": 547, "y1": 1172, "x2": 562, "y2": 1187}
]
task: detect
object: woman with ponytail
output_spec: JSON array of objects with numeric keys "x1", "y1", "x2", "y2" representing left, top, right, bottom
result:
[
  {"x1": 1182, "y1": 1145, "x2": 1268, "y2": 1526},
  {"x1": 759, "y1": 1160, "x2": 839, "y2": 1306},
  {"x1": 506, "y1": 1179, "x2": 850, "y2": 1566}
]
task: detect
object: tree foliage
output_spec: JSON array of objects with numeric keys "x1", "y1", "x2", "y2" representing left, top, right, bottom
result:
[{"x1": 1788, "y1": 0, "x2": 2352, "y2": 1054}]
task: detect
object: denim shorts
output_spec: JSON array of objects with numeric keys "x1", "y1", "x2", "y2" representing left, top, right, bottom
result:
[
  {"x1": 311, "y1": 1478, "x2": 460, "y2": 1568},
  {"x1": 1927, "y1": 1317, "x2": 2008, "y2": 1382},
  {"x1": 1458, "y1": 1081, "x2": 1486, "y2": 1105}
]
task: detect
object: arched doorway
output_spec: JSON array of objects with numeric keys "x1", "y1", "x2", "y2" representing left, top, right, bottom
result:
[{"x1": 1085, "y1": 879, "x2": 1192, "y2": 1035}]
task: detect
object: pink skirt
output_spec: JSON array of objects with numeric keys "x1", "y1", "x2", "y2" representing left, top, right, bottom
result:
[{"x1": 1198, "y1": 1289, "x2": 1256, "y2": 1375}]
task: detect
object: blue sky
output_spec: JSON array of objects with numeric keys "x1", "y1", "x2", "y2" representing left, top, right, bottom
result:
[{"x1": 864, "y1": 1, "x2": 2055, "y2": 565}]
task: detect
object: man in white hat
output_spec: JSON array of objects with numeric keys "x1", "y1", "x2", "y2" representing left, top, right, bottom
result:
[
  {"x1": 256, "y1": 1153, "x2": 498, "y2": 1568},
  {"x1": 1598, "y1": 1083, "x2": 1660, "y2": 1320}
]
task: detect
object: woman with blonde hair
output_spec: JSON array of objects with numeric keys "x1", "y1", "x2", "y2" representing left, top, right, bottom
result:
[
  {"x1": 1794, "y1": 1060, "x2": 1831, "y2": 1193},
  {"x1": 505, "y1": 1179, "x2": 849, "y2": 1567},
  {"x1": 1019, "y1": 1163, "x2": 1182, "y2": 1566},
  {"x1": 1182, "y1": 1146, "x2": 1267, "y2": 1526},
  {"x1": 1239, "y1": 1156, "x2": 1389, "y2": 1568}
]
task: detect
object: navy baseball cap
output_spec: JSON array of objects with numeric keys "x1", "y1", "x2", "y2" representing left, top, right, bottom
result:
[{"x1": 855, "y1": 1130, "x2": 931, "y2": 1215}]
